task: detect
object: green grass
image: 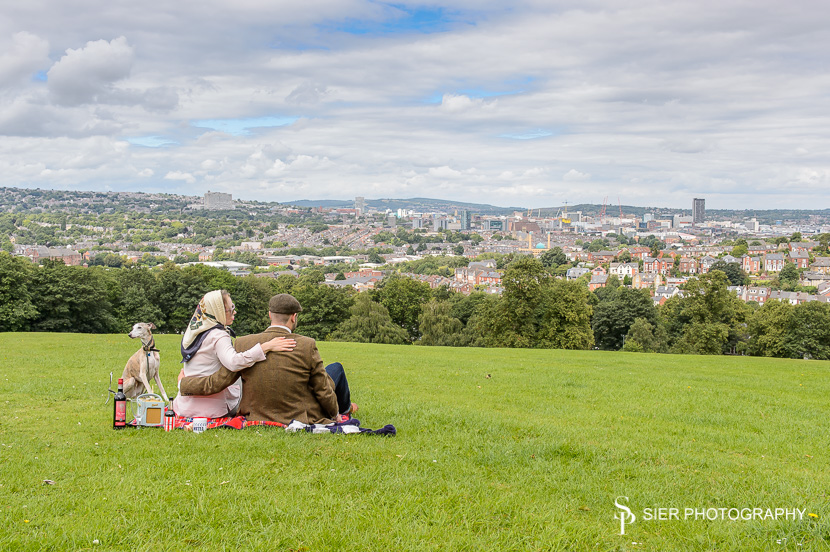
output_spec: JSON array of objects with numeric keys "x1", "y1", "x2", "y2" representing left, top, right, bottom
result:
[{"x1": 0, "y1": 333, "x2": 828, "y2": 551}]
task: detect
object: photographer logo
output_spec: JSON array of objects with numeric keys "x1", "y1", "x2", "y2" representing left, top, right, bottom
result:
[
  {"x1": 612, "y1": 497, "x2": 808, "y2": 537},
  {"x1": 614, "y1": 496, "x2": 636, "y2": 535}
]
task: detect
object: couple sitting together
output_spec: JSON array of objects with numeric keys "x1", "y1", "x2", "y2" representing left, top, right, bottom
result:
[{"x1": 172, "y1": 290, "x2": 357, "y2": 425}]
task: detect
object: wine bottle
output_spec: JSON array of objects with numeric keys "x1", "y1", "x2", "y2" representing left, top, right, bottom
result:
[
  {"x1": 164, "y1": 405, "x2": 175, "y2": 431},
  {"x1": 113, "y1": 378, "x2": 127, "y2": 429}
]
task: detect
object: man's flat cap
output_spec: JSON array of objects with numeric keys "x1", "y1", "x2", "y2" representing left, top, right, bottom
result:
[{"x1": 269, "y1": 293, "x2": 303, "y2": 314}]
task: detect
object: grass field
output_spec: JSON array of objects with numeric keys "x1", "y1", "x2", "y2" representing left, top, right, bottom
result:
[{"x1": 0, "y1": 332, "x2": 828, "y2": 551}]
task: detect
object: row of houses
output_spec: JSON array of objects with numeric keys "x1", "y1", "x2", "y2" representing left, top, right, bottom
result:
[
  {"x1": 21, "y1": 246, "x2": 83, "y2": 265},
  {"x1": 323, "y1": 267, "x2": 498, "y2": 294},
  {"x1": 454, "y1": 260, "x2": 501, "y2": 287},
  {"x1": 642, "y1": 284, "x2": 830, "y2": 307},
  {"x1": 728, "y1": 284, "x2": 830, "y2": 305}
]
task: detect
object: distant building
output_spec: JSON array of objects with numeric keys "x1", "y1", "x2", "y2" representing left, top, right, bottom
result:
[
  {"x1": 24, "y1": 246, "x2": 83, "y2": 266},
  {"x1": 673, "y1": 214, "x2": 693, "y2": 228},
  {"x1": 460, "y1": 210, "x2": 470, "y2": 231},
  {"x1": 354, "y1": 196, "x2": 365, "y2": 215},
  {"x1": 204, "y1": 191, "x2": 234, "y2": 210},
  {"x1": 481, "y1": 218, "x2": 504, "y2": 231},
  {"x1": 692, "y1": 198, "x2": 705, "y2": 224}
]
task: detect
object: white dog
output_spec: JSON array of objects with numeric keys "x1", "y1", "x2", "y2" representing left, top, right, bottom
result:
[{"x1": 123, "y1": 322, "x2": 169, "y2": 402}]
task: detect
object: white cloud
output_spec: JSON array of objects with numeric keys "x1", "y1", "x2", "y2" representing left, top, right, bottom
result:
[
  {"x1": 47, "y1": 37, "x2": 135, "y2": 106},
  {"x1": 164, "y1": 171, "x2": 196, "y2": 184},
  {"x1": 563, "y1": 169, "x2": 590, "y2": 181},
  {"x1": 439, "y1": 94, "x2": 494, "y2": 113},
  {"x1": 0, "y1": 32, "x2": 50, "y2": 88},
  {"x1": 0, "y1": 1, "x2": 829, "y2": 208},
  {"x1": 285, "y1": 81, "x2": 329, "y2": 104},
  {"x1": 427, "y1": 165, "x2": 464, "y2": 178}
]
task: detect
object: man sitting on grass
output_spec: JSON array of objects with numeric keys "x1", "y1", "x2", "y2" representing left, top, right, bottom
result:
[{"x1": 178, "y1": 293, "x2": 357, "y2": 425}]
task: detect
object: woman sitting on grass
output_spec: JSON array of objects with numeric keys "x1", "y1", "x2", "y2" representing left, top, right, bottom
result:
[{"x1": 172, "y1": 290, "x2": 295, "y2": 418}]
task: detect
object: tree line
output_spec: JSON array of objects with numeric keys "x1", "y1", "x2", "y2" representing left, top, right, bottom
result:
[{"x1": 1, "y1": 252, "x2": 828, "y2": 360}]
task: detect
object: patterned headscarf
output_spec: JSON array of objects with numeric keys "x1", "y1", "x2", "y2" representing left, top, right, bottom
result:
[{"x1": 180, "y1": 290, "x2": 229, "y2": 360}]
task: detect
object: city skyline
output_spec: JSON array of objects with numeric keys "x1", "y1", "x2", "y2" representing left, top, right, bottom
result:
[{"x1": 1, "y1": 1, "x2": 829, "y2": 210}]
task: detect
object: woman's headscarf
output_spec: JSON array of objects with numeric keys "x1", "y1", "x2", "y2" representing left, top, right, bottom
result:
[{"x1": 180, "y1": 290, "x2": 230, "y2": 362}]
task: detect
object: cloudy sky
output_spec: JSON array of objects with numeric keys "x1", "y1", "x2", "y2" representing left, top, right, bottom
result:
[{"x1": 2, "y1": 1, "x2": 829, "y2": 210}]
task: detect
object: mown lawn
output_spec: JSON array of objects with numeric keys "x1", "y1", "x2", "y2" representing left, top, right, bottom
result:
[{"x1": 0, "y1": 333, "x2": 828, "y2": 551}]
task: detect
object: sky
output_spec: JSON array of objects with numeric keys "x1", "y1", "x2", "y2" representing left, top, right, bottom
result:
[{"x1": 1, "y1": 0, "x2": 829, "y2": 210}]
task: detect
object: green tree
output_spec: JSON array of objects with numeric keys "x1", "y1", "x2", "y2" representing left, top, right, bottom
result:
[
  {"x1": 784, "y1": 302, "x2": 830, "y2": 360},
  {"x1": 30, "y1": 261, "x2": 118, "y2": 333},
  {"x1": 417, "y1": 300, "x2": 467, "y2": 346},
  {"x1": 744, "y1": 300, "x2": 795, "y2": 357},
  {"x1": 368, "y1": 249, "x2": 385, "y2": 264},
  {"x1": 449, "y1": 292, "x2": 491, "y2": 326},
  {"x1": 539, "y1": 247, "x2": 567, "y2": 269},
  {"x1": 640, "y1": 235, "x2": 666, "y2": 256},
  {"x1": 373, "y1": 231, "x2": 395, "y2": 244},
  {"x1": 731, "y1": 244, "x2": 748, "y2": 257},
  {"x1": 778, "y1": 262, "x2": 799, "y2": 290},
  {"x1": 298, "y1": 268, "x2": 325, "y2": 285},
  {"x1": 291, "y1": 284, "x2": 355, "y2": 340},
  {"x1": 499, "y1": 256, "x2": 551, "y2": 345},
  {"x1": 534, "y1": 279, "x2": 594, "y2": 350},
  {"x1": 371, "y1": 274, "x2": 433, "y2": 340},
  {"x1": 622, "y1": 317, "x2": 666, "y2": 353},
  {"x1": 592, "y1": 274, "x2": 621, "y2": 303},
  {"x1": 709, "y1": 260, "x2": 749, "y2": 286},
  {"x1": 592, "y1": 287, "x2": 659, "y2": 350},
  {"x1": 329, "y1": 293, "x2": 409, "y2": 344},
  {"x1": 224, "y1": 275, "x2": 275, "y2": 336},
  {"x1": 110, "y1": 266, "x2": 164, "y2": 332},
  {"x1": 664, "y1": 271, "x2": 749, "y2": 354},
  {"x1": 466, "y1": 258, "x2": 593, "y2": 349},
  {"x1": 0, "y1": 253, "x2": 38, "y2": 331},
  {"x1": 586, "y1": 239, "x2": 609, "y2": 252},
  {"x1": 150, "y1": 263, "x2": 210, "y2": 333}
]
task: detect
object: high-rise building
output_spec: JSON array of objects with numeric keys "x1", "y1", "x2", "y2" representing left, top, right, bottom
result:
[
  {"x1": 459, "y1": 210, "x2": 470, "y2": 231},
  {"x1": 692, "y1": 198, "x2": 705, "y2": 224},
  {"x1": 204, "y1": 191, "x2": 234, "y2": 210},
  {"x1": 354, "y1": 196, "x2": 365, "y2": 215}
]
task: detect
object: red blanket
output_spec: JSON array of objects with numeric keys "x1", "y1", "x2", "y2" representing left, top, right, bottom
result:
[{"x1": 173, "y1": 415, "x2": 286, "y2": 430}]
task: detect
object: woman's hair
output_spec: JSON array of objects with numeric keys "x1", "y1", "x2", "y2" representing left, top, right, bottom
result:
[{"x1": 220, "y1": 290, "x2": 231, "y2": 307}]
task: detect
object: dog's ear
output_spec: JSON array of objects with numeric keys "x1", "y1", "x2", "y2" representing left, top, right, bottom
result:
[{"x1": 148, "y1": 322, "x2": 157, "y2": 330}]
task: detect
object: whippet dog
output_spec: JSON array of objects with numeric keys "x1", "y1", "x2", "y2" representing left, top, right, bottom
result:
[{"x1": 123, "y1": 322, "x2": 169, "y2": 402}]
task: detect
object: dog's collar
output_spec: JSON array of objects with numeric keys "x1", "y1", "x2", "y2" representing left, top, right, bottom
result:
[{"x1": 143, "y1": 336, "x2": 160, "y2": 354}]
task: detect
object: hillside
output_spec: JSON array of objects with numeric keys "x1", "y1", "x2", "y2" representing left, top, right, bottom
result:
[
  {"x1": 3, "y1": 186, "x2": 830, "y2": 224},
  {"x1": 1, "y1": 333, "x2": 827, "y2": 550},
  {"x1": 287, "y1": 197, "x2": 527, "y2": 215}
]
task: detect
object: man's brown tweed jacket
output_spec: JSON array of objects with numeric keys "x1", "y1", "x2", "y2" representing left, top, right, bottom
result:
[{"x1": 178, "y1": 326, "x2": 338, "y2": 424}]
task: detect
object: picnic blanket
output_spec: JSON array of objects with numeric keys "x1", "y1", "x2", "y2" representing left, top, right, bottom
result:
[
  {"x1": 285, "y1": 418, "x2": 396, "y2": 436},
  {"x1": 128, "y1": 415, "x2": 396, "y2": 435},
  {"x1": 171, "y1": 415, "x2": 283, "y2": 430}
]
